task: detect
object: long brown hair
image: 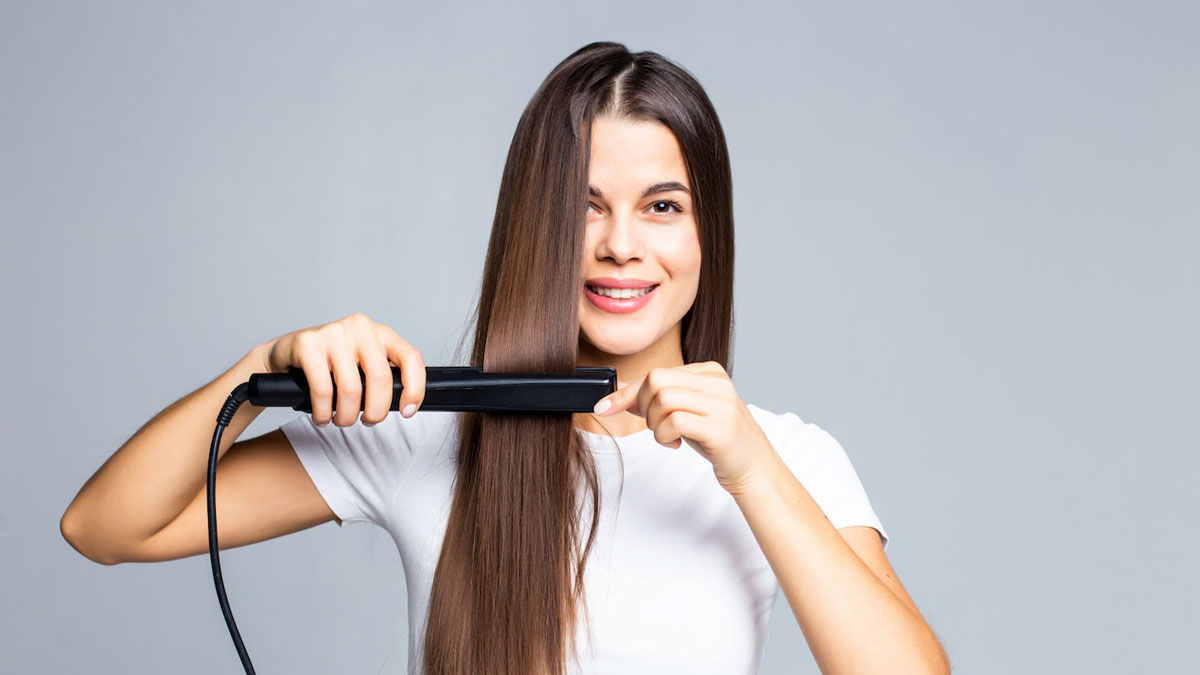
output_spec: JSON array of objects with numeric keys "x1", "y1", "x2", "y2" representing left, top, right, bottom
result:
[{"x1": 424, "y1": 41, "x2": 736, "y2": 675}]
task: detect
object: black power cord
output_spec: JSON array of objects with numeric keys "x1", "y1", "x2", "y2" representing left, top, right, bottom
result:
[
  {"x1": 211, "y1": 383, "x2": 255, "y2": 673},
  {"x1": 206, "y1": 366, "x2": 615, "y2": 673}
]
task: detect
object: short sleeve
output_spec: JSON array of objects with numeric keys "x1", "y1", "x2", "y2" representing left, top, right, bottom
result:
[
  {"x1": 279, "y1": 410, "x2": 431, "y2": 528},
  {"x1": 771, "y1": 413, "x2": 889, "y2": 551}
]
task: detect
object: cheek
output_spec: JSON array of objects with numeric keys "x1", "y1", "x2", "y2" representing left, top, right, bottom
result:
[{"x1": 664, "y1": 230, "x2": 703, "y2": 283}]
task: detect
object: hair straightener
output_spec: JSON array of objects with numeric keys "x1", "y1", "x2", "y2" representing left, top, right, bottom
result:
[{"x1": 209, "y1": 366, "x2": 617, "y2": 674}]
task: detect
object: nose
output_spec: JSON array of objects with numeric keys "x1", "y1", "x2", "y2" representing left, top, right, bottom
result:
[{"x1": 594, "y1": 210, "x2": 644, "y2": 264}]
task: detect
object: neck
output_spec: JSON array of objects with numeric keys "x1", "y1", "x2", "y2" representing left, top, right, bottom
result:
[{"x1": 573, "y1": 321, "x2": 685, "y2": 437}]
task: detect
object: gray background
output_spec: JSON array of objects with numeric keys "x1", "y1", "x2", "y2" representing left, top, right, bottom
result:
[{"x1": 3, "y1": 1, "x2": 1196, "y2": 673}]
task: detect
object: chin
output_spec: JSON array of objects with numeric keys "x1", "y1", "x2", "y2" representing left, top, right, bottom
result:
[{"x1": 579, "y1": 324, "x2": 657, "y2": 356}]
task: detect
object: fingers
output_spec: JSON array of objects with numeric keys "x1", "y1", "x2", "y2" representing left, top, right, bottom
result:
[
  {"x1": 594, "y1": 364, "x2": 716, "y2": 417},
  {"x1": 377, "y1": 324, "x2": 426, "y2": 418},
  {"x1": 294, "y1": 330, "x2": 336, "y2": 427},
  {"x1": 652, "y1": 409, "x2": 704, "y2": 449},
  {"x1": 595, "y1": 376, "x2": 646, "y2": 416},
  {"x1": 287, "y1": 313, "x2": 426, "y2": 429},
  {"x1": 355, "y1": 321, "x2": 392, "y2": 426},
  {"x1": 326, "y1": 323, "x2": 363, "y2": 427},
  {"x1": 642, "y1": 386, "x2": 713, "y2": 442}
]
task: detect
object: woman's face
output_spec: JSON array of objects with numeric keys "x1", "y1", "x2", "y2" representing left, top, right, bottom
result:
[{"x1": 579, "y1": 115, "x2": 702, "y2": 356}]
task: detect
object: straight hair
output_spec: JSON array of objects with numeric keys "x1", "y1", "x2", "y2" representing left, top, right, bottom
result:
[{"x1": 424, "y1": 41, "x2": 736, "y2": 675}]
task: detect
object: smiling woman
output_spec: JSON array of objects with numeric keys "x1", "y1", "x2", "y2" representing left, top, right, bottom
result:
[{"x1": 60, "y1": 39, "x2": 942, "y2": 675}]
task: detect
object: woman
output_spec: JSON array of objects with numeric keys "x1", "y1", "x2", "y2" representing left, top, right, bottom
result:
[{"x1": 61, "y1": 42, "x2": 949, "y2": 674}]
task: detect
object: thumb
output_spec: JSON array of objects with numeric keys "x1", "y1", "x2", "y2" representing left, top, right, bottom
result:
[{"x1": 594, "y1": 379, "x2": 633, "y2": 416}]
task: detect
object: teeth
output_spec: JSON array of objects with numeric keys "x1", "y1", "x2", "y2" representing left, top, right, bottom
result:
[{"x1": 589, "y1": 284, "x2": 655, "y2": 299}]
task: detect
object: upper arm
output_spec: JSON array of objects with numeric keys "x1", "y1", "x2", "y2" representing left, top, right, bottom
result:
[
  {"x1": 837, "y1": 525, "x2": 924, "y2": 621},
  {"x1": 120, "y1": 429, "x2": 339, "y2": 563}
]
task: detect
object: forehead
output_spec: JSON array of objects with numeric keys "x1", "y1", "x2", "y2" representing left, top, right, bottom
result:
[{"x1": 587, "y1": 116, "x2": 689, "y2": 193}]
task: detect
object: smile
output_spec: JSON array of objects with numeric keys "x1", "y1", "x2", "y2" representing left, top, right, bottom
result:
[{"x1": 584, "y1": 284, "x2": 659, "y2": 314}]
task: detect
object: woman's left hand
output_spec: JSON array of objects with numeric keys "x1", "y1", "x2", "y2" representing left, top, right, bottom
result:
[{"x1": 592, "y1": 361, "x2": 777, "y2": 495}]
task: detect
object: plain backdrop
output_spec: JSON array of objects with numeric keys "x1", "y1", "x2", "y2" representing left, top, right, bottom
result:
[{"x1": 2, "y1": 1, "x2": 1196, "y2": 673}]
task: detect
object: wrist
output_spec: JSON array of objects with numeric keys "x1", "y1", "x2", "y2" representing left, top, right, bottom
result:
[
  {"x1": 246, "y1": 341, "x2": 275, "y2": 373},
  {"x1": 721, "y1": 445, "x2": 787, "y2": 501}
]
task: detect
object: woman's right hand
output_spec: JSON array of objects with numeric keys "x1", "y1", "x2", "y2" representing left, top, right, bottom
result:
[{"x1": 261, "y1": 313, "x2": 426, "y2": 428}]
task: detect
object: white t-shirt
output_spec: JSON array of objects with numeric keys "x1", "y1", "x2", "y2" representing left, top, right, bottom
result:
[{"x1": 280, "y1": 403, "x2": 888, "y2": 675}]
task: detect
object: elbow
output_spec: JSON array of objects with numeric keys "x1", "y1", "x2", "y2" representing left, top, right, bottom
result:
[
  {"x1": 925, "y1": 636, "x2": 952, "y2": 675},
  {"x1": 60, "y1": 509, "x2": 122, "y2": 566},
  {"x1": 902, "y1": 623, "x2": 951, "y2": 675}
]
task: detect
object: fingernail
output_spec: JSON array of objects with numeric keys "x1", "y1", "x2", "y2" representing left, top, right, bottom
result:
[
  {"x1": 316, "y1": 420, "x2": 330, "y2": 427},
  {"x1": 402, "y1": 403, "x2": 417, "y2": 418},
  {"x1": 363, "y1": 420, "x2": 376, "y2": 427},
  {"x1": 593, "y1": 398, "x2": 611, "y2": 415}
]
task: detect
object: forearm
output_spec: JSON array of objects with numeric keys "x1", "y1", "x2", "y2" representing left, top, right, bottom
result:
[
  {"x1": 730, "y1": 449, "x2": 947, "y2": 674},
  {"x1": 61, "y1": 343, "x2": 273, "y2": 564}
]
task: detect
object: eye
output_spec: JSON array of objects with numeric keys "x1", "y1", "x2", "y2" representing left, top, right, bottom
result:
[{"x1": 650, "y1": 199, "x2": 684, "y2": 215}]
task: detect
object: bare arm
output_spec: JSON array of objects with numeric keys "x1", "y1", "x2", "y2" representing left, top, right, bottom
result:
[
  {"x1": 60, "y1": 314, "x2": 427, "y2": 566},
  {"x1": 119, "y1": 427, "x2": 341, "y2": 563},
  {"x1": 59, "y1": 343, "x2": 296, "y2": 564},
  {"x1": 730, "y1": 448, "x2": 950, "y2": 674}
]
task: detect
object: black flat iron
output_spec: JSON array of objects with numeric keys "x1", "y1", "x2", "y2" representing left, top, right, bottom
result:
[{"x1": 251, "y1": 365, "x2": 617, "y2": 413}]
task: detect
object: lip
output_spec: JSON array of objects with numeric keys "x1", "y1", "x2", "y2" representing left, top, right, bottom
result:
[
  {"x1": 584, "y1": 283, "x2": 659, "y2": 314},
  {"x1": 585, "y1": 277, "x2": 658, "y2": 289}
]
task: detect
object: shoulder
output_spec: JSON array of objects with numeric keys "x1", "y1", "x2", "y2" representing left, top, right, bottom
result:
[
  {"x1": 748, "y1": 402, "x2": 889, "y2": 548},
  {"x1": 745, "y1": 402, "x2": 831, "y2": 450},
  {"x1": 745, "y1": 402, "x2": 854, "y2": 473}
]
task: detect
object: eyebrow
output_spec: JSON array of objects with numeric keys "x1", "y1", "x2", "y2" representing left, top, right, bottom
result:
[{"x1": 588, "y1": 181, "x2": 691, "y2": 200}]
